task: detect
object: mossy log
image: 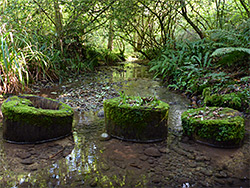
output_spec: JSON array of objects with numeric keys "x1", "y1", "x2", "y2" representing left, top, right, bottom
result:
[
  {"x1": 104, "y1": 97, "x2": 169, "y2": 142},
  {"x1": 1, "y1": 95, "x2": 74, "y2": 144},
  {"x1": 181, "y1": 107, "x2": 245, "y2": 148}
]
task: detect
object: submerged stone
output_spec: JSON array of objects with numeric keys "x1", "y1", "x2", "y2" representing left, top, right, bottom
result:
[
  {"x1": 104, "y1": 96, "x2": 169, "y2": 142},
  {"x1": 144, "y1": 147, "x2": 162, "y2": 157},
  {"x1": 1, "y1": 94, "x2": 74, "y2": 144}
]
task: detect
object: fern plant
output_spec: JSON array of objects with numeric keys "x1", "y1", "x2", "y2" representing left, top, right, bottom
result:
[
  {"x1": 211, "y1": 47, "x2": 250, "y2": 56},
  {"x1": 211, "y1": 47, "x2": 250, "y2": 67}
]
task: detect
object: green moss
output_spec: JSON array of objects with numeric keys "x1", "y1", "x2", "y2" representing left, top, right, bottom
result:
[
  {"x1": 104, "y1": 97, "x2": 169, "y2": 128},
  {"x1": 204, "y1": 93, "x2": 242, "y2": 110},
  {"x1": 1, "y1": 95, "x2": 74, "y2": 127},
  {"x1": 181, "y1": 107, "x2": 245, "y2": 144},
  {"x1": 104, "y1": 97, "x2": 169, "y2": 141}
]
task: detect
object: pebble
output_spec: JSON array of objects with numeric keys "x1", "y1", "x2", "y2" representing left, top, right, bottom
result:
[
  {"x1": 89, "y1": 178, "x2": 98, "y2": 187},
  {"x1": 200, "y1": 168, "x2": 213, "y2": 176},
  {"x1": 215, "y1": 171, "x2": 228, "y2": 178},
  {"x1": 114, "y1": 161, "x2": 126, "y2": 169},
  {"x1": 144, "y1": 147, "x2": 161, "y2": 157},
  {"x1": 188, "y1": 162, "x2": 197, "y2": 168},
  {"x1": 139, "y1": 155, "x2": 148, "y2": 161},
  {"x1": 159, "y1": 148, "x2": 170, "y2": 154},
  {"x1": 101, "y1": 163, "x2": 110, "y2": 171},
  {"x1": 152, "y1": 176, "x2": 161, "y2": 183},
  {"x1": 148, "y1": 158, "x2": 155, "y2": 164},
  {"x1": 100, "y1": 133, "x2": 111, "y2": 141},
  {"x1": 97, "y1": 110, "x2": 105, "y2": 117},
  {"x1": 21, "y1": 158, "x2": 34, "y2": 165},
  {"x1": 16, "y1": 152, "x2": 32, "y2": 159}
]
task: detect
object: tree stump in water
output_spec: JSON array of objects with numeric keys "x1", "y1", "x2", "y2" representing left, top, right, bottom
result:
[
  {"x1": 1, "y1": 95, "x2": 74, "y2": 144},
  {"x1": 104, "y1": 96, "x2": 169, "y2": 142},
  {"x1": 181, "y1": 107, "x2": 245, "y2": 148}
]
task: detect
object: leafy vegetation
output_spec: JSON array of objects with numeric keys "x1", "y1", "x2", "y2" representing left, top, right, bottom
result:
[
  {"x1": 0, "y1": 0, "x2": 249, "y2": 115},
  {"x1": 118, "y1": 92, "x2": 160, "y2": 107},
  {"x1": 149, "y1": 20, "x2": 250, "y2": 112}
]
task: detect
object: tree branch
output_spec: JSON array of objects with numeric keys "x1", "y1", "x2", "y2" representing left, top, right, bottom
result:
[
  {"x1": 32, "y1": 0, "x2": 56, "y2": 26},
  {"x1": 239, "y1": 0, "x2": 250, "y2": 18},
  {"x1": 179, "y1": 0, "x2": 204, "y2": 39}
]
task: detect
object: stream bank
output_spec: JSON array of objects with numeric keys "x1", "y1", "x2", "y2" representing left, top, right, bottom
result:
[{"x1": 0, "y1": 61, "x2": 249, "y2": 187}]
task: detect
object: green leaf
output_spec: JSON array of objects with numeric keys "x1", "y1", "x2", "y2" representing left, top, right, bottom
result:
[{"x1": 211, "y1": 47, "x2": 250, "y2": 57}]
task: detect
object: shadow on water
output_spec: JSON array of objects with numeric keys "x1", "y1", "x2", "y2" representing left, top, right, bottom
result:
[{"x1": 0, "y1": 62, "x2": 249, "y2": 187}]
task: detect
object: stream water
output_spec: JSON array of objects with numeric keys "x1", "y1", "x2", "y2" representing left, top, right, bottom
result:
[{"x1": 0, "y1": 62, "x2": 249, "y2": 188}]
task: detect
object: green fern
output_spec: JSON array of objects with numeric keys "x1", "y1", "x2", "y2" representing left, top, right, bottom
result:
[
  {"x1": 211, "y1": 47, "x2": 250, "y2": 57},
  {"x1": 211, "y1": 47, "x2": 250, "y2": 67}
]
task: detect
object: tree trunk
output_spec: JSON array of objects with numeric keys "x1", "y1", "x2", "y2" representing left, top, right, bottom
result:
[
  {"x1": 54, "y1": 0, "x2": 63, "y2": 53},
  {"x1": 107, "y1": 20, "x2": 114, "y2": 51},
  {"x1": 180, "y1": 0, "x2": 204, "y2": 39},
  {"x1": 239, "y1": 0, "x2": 250, "y2": 18}
]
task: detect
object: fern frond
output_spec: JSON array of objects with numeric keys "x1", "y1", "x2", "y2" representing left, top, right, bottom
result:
[{"x1": 211, "y1": 47, "x2": 250, "y2": 57}]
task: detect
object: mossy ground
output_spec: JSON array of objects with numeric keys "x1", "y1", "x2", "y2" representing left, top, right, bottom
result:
[{"x1": 181, "y1": 107, "x2": 245, "y2": 145}]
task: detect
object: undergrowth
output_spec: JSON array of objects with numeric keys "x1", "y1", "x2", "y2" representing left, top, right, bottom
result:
[{"x1": 149, "y1": 27, "x2": 250, "y2": 113}]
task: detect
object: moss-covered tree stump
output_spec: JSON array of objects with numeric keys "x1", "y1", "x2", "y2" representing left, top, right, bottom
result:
[
  {"x1": 181, "y1": 107, "x2": 245, "y2": 148},
  {"x1": 104, "y1": 96, "x2": 169, "y2": 142},
  {"x1": 1, "y1": 95, "x2": 74, "y2": 144}
]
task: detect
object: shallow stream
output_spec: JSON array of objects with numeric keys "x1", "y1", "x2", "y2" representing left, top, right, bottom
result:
[{"x1": 0, "y1": 62, "x2": 249, "y2": 187}]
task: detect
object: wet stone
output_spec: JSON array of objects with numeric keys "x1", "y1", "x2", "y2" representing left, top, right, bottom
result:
[
  {"x1": 195, "y1": 155, "x2": 210, "y2": 162},
  {"x1": 200, "y1": 168, "x2": 213, "y2": 176},
  {"x1": 16, "y1": 152, "x2": 32, "y2": 159},
  {"x1": 89, "y1": 178, "x2": 98, "y2": 187},
  {"x1": 114, "y1": 161, "x2": 126, "y2": 169},
  {"x1": 152, "y1": 176, "x2": 161, "y2": 184},
  {"x1": 97, "y1": 110, "x2": 105, "y2": 117},
  {"x1": 130, "y1": 162, "x2": 142, "y2": 169},
  {"x1": 214, "y1": 178, "x2": 226, "y2": 185},
  {"x1": 188, "y1": 162, "x2": 197, "y2": 168},
  {"x1": 144, "y1": 147, "x2": 161, "y2": 157},
  {"x1": 21, "y1": 158, "x2": 34, "y2": 165},
  {"x1": 159, "y1": 148, "x2": 170, "y2": 154},
  {"x1": 215, "y1": 171, "x2": 228, "y2": 178},
  {"x1": 99, "y1": 133, "x2": 111, "y2": 141},
  {"x1": 25, "y1": 164, "x2": 38, "y2": 171},
  {"x1": 101, "y1": 163, "x2": 110, "y2": 171},
  {"x1": 38, "y1": 153, "x2": 48, "y2": 159},
  {"x1": 147, "y1": 158, "x2": 155, "y2": 164},
  {"x1": 139, "y1": 155, "x2": 148, "y2": 161},
  {"x1": 172, "y1": 146, "x2": 193, "y2": 158}
]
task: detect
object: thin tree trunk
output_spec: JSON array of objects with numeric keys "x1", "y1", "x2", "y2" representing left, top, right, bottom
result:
[
  {"x1": 54, "y1": 0, "x2": 63, "y2": 53},
  {"x1": 180, "y1": 0, "x2": 204, "y2": 39},
  {"x1": 239, "y1": 0, "x2": 250, "y2": 18},
  {"x1": 107, "y1": 20, "x2": 114, "y2": 51}
]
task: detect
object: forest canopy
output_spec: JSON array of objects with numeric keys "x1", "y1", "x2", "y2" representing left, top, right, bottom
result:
[{"x1": 0, "y1": 0, "x2": 249, "y2": 95}]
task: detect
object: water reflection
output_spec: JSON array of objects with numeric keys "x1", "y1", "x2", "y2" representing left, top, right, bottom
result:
[{"x1": 0, "y1": 62, "x2": 192, "y2": 187}]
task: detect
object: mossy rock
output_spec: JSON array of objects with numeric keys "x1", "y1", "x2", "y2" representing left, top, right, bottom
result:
[
  {"x1": 104, "y1": 96, "x2": 169, "y2": 142},
  {"x1": 205, "y1": 93, "x2": 242, "y2": 110},
  {"x1": 1, "y1": 95, "x2": 74, "y2": 144},
  {"x1": 181, "y1": 107, "x2": 245, "y2": 148}
]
